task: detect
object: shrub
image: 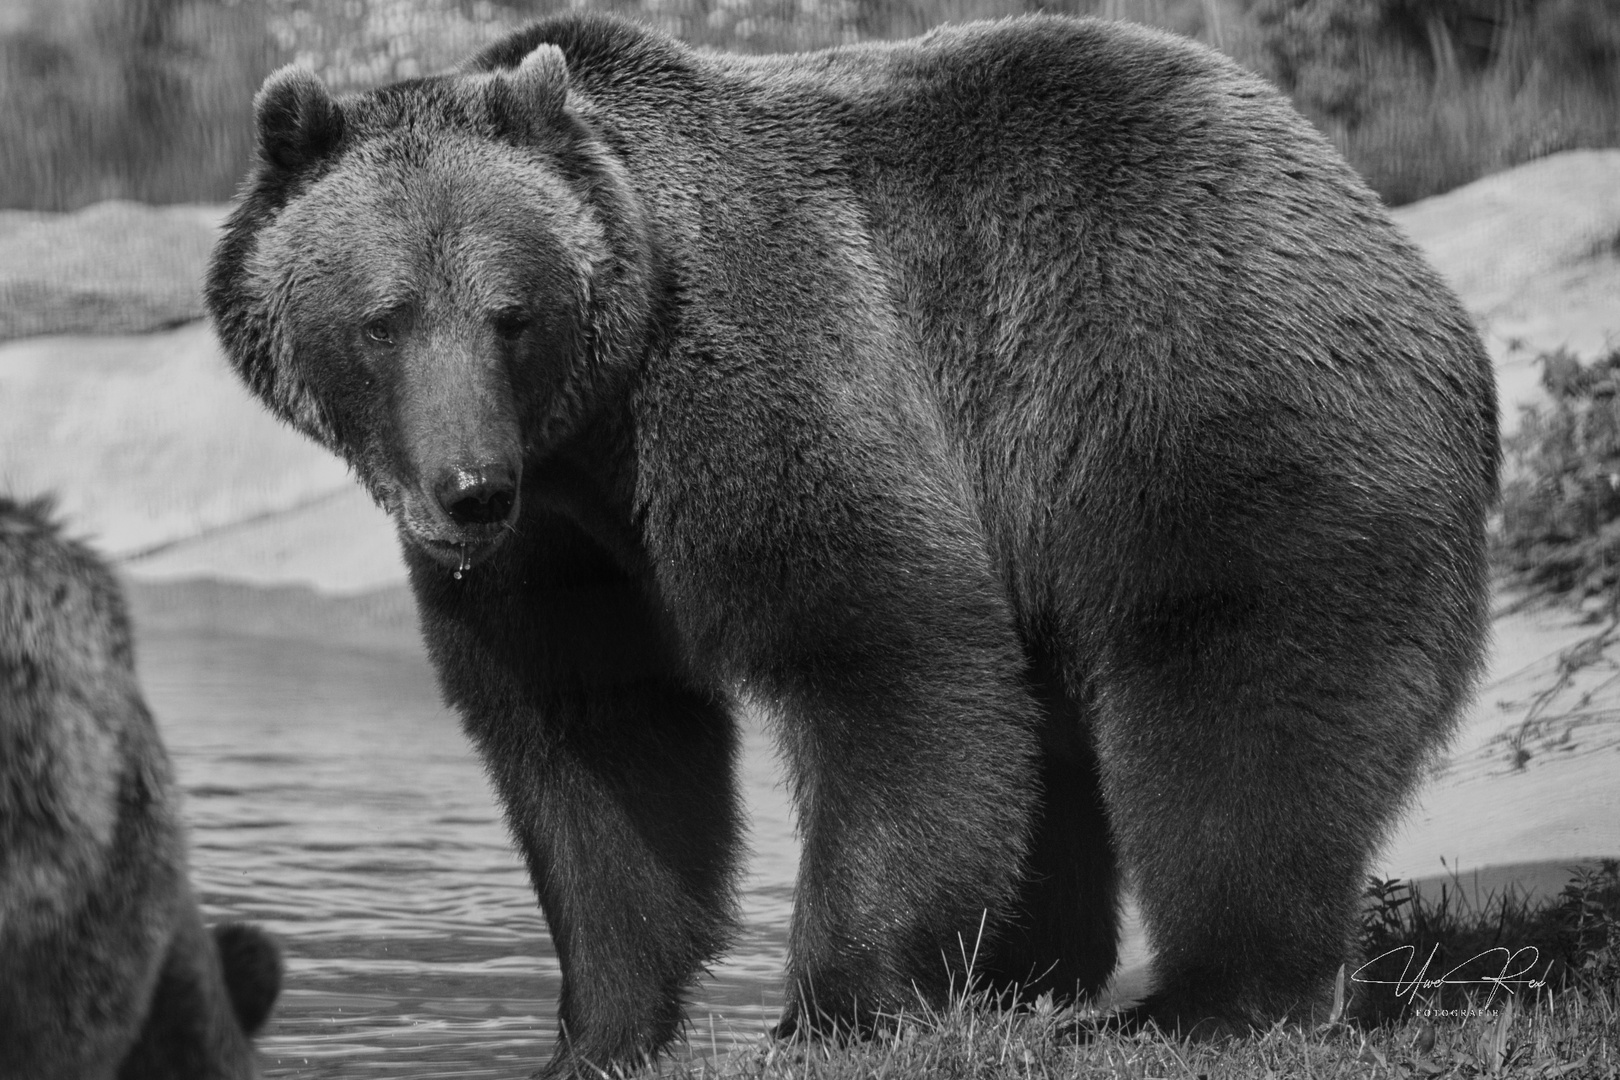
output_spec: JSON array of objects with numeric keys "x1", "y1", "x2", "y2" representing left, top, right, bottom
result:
[
  {"x1": 1246, "y1": 0, "x2": 1620, "y2": 204},
  {"x1": 1497, "y1": 347, "x2": 1620, "y2": 601}
]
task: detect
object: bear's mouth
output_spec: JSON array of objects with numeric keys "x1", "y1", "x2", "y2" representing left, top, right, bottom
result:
[
  {"x1": 374, "y1": 467, "x2": 523, "y2": 577},
  {"x1": 413, "y1": 529, "x2": 510, "y2": 576},
  {"x1": 391, "y1": 490, "x2": 517, "y2": 576}
]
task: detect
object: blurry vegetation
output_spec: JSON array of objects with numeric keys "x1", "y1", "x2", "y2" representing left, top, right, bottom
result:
[
  {"x1": 1498, "y1": 345, "x2": 1620, "y2": 602},
  {"x1": 0, "y1": 0, "x2": 275, "y2": 209},
  {"x1": 1253, "y1": 0, "x2": 1620, "y2": 208},
  {"x1": 1, "y1": 0, "x2": 1618, "y2": 209}
]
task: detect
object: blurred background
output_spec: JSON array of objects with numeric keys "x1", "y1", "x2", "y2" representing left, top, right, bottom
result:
[
  {"x1": 3, "y1": 0, "x2": 1620, "y2": 211},
  {"x1": 2, "y1": 2, "x2": 1619, "y2": 1077}
]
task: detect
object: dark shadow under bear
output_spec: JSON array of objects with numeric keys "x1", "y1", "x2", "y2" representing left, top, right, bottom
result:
[
  {"x1": 206, "y1": 13, "x2": 1499, "y2": 1075},
  {"x1": 0, "y1": 497, "x2": 281, "y2": 1080}
]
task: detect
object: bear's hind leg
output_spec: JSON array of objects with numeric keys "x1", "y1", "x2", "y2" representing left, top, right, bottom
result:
[
  {"x1": 1095, "y1": 596, "x2": 1470, "y2": 1037},
  {"x1": 977, "y1": 650, "x2": 1120, "y2": 1008}
]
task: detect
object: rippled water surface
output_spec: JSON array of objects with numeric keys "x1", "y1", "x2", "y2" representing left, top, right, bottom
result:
[{"x1": 138, "y1": 627, "x2": 799, "y2": 1078}]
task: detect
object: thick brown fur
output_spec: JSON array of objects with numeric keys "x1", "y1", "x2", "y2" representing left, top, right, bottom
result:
[
  {"x1": 0, "y1": 496, "x2": 281, "y2": 1079},
  {"x1": 207, "y1": 13, "x2": 1498, "y2": 1075}
]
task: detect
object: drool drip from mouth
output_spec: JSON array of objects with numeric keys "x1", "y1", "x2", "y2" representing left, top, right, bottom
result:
[{"x1": 453, "y1": 543, "x2": 470, "y2": 581}]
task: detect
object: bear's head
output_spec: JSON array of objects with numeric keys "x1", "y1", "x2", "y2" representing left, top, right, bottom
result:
[{"x1": 207, "y1": 43, "x2": 655, "y2": 572}]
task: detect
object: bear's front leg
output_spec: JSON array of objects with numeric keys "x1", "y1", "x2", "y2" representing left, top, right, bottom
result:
[
  {"x1": 408, "y1": 535, "x2": 744, "y2": 1077},
  {"x1": 641, "y1": 447, "x2": 1048, "y2": 1039},
  {"x1": 498, "y1": 679, "x2": 740, "y2": 1075}
]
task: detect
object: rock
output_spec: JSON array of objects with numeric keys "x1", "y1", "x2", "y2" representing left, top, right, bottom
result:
[
  {"x1": 0, "y1": 200, "x2": 230, "y2": 342},
  {"x1": 1391, "y1": 150, "x2": 1620, "y2": 430}
]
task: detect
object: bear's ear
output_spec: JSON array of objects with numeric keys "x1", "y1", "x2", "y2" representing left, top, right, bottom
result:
[
  {"x1": 484, "y1": 44, "x2": 570, "y2": 144},
  {"x1": 254, "y1": 65, "x2": 345, "y2": 171}
]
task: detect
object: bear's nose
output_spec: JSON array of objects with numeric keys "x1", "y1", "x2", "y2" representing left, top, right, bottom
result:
[{"x1": 435, "y1": 464, "x2": 517, "y2": 526}]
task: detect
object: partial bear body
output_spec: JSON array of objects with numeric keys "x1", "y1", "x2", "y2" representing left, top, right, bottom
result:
[
  {"x1": 0, "y1": 497, "x2": 281, "y2": 1079},
  {"x1": 208, "y1": 13, "x2": 1497, "y2": 1074}
]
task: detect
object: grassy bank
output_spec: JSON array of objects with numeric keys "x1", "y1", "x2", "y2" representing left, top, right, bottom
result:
[
  {"x1": 665, "y1": 866, "x2": 1620, "y2": 1079},
  {"x1": 707, "y1": 997, "x2": 1612, "y2": 1080},
  {"x1": 2, "y1": 0, "x2": 1617, "y2": 210}
]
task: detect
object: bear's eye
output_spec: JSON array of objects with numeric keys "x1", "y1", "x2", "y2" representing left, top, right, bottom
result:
[
  {"x1": 363, "y1": 320, "x2": 395, "y2": 346},
  {"x1": 492, "y1": 309, "x2": 531, "y2": 342}
]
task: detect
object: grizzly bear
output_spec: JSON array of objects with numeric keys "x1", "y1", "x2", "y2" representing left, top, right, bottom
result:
[
  {"x1": 206, "y1": 12, "x2": 1498, "y2": 1074},
  {"x1": 0, "y1": 496, "x2": 282, "y2": 1079}
]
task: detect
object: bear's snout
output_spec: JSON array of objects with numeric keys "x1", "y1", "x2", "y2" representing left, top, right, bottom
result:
[{"x1": 434, "y1": 462, "x2": 519, "y2": 528}]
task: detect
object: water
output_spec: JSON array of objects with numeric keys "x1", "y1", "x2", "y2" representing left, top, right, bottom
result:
[{"x1": 137, "y1": 627, "x2": 799, "y2": 1078}]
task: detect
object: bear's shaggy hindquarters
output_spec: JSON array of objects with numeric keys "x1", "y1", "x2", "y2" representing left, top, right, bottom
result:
[{"x1": 0, "y1": 496, "x2": 281, "y2": 1080}]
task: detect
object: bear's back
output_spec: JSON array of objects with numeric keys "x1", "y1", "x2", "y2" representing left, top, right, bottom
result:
[
  {"x1": 714, "y1": 17, "x2": 1497, "y2": 638},
  {"x1": 463, "y1": 12, "x2": 1495, "y2": 587}
]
